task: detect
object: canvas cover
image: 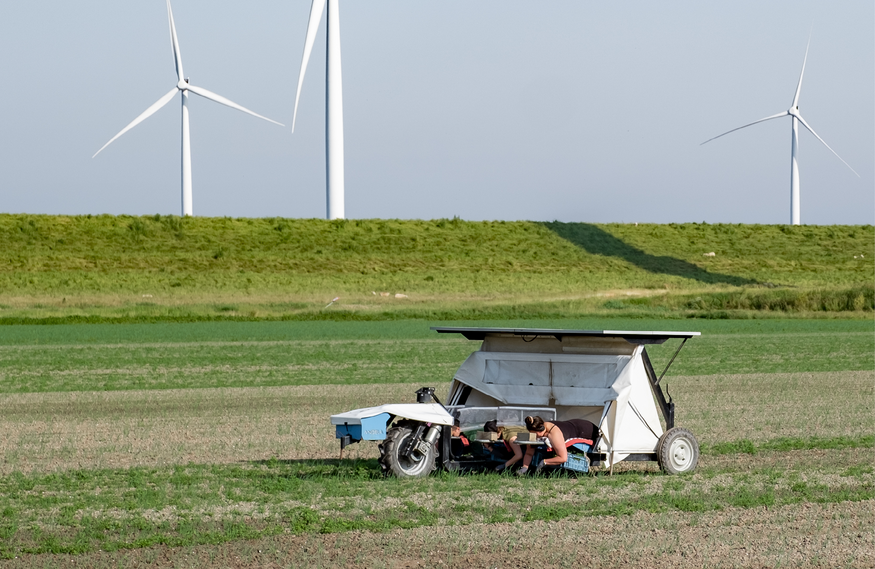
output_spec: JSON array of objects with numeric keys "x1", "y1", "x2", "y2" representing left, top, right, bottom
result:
[{"x1": 448, "y1": 345, "x2": 664, "y2": 466}]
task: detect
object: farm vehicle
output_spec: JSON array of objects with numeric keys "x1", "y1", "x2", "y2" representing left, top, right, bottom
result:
[{"x1": 331, "y1": 327, "x2": 701, "y2": 477}]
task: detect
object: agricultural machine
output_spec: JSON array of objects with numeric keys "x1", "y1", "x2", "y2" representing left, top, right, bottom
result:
[{"x1": 331, "y1": 327, "x2": 701, "y2": 477}]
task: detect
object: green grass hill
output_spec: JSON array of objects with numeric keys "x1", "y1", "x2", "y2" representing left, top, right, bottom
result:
[{"x1": 0, "y1": 214, "x2": 872, "y2": 322}]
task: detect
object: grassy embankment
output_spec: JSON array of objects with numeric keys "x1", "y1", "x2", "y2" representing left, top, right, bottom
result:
[
  {"x1": 0, "y1": 214, "x2": 872, "y2": 322},
  {"x1": 0, "y1": 319, "x2": 871, "y2": 561}
]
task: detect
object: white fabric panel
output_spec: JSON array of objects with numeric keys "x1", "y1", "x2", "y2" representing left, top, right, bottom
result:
[
  {"x1": 454, "y1": 351, "x2": 632, "y2": 407},
  {"x1": 598, "y1": 349, "x2": 665, "y2": 466},
  {"x1": 598, "y1": 346, "x2": 638, "y2": 467},
  {"x1": 613, "y1": 354, "x2": 664, "y2": 452},
  {"x1": 615, "y1": 401, "x2": 662, "y2": 453},
  {"x1": 485, "y1": 359, "x2": 551, "y2": 404},
  {"x1": 452, "y1": 354, "x2": 505, "y2": 403},
  {"x1": 552, "y1": 361, "x2": 615, "y2": 387},
  {"x1": 486, "y1": 359, "x2": 551, "y2": 385}
]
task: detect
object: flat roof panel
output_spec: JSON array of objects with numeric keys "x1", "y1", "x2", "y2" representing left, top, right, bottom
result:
[{"x1": 431, "y1": 327, "x2": 700, "y2": 341}]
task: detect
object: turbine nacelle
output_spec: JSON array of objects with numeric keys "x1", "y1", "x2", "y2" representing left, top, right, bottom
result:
[{"x1": 177, "y1": 80, "x2": 190, "y2": 91}]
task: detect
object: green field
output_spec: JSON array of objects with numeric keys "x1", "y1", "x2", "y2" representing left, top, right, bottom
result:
[
  {"x1": 1, "y1": 216, "x2": 873, "y2": 566},
  {"x1": 0, "y1": 214, "x2": 872, "y2": 322},
  {"x1": 0, "y1": 318, "x2": 872, "y2": 393},
  {"x1": 0, "y1": 318, "x2": 872, "y2": 566}
]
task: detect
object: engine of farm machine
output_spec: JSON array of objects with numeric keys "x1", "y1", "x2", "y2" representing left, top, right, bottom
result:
[
  {"x1": 332, "y1": 386, "x2": 454, "y2": 477},
  {"x1": 330, "y1": 327, "x2": 702, "y2": 478}
]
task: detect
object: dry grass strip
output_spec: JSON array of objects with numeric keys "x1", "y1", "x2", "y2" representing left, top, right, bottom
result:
[
  {"x1": 0, "y1": 384, "x2": 412, "y2": 475},
  {"x1": 668, "y1": 370, "x2": 873, "y2": 443},
  {"x1": 0, "y1": 371, "x2": 871, "y2": 475}
]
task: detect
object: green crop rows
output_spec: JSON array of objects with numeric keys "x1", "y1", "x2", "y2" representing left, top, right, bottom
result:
[{"x1": 0, "y1": 319, "x2": 871, "y2": 393}]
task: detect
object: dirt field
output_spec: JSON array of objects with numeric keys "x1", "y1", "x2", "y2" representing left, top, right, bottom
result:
[
  {"x1": 1, "y1": 371, "x2": 871, "y2": 566},
  {"x1": 1, "y1": 371, "x2": 870, "y2": 475},
  {"x1": 2, "y1": 500, "x2": 870, "y2": 569}
]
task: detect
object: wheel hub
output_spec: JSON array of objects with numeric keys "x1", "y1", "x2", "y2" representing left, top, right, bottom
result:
[{"x1": 671, "y1": 440, "x2": 690, "y2": 467}]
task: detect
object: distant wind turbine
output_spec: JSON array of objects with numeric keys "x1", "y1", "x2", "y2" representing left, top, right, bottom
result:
[
  {"x1": 293, "y1": 0, "x2": 345, "y2": 220},
  {"x1": 94, "y1": 0, "x2": 283, "y2": 217},
  {"x1": 701, "y1": 38, "x2": 858, "y2": 225}
]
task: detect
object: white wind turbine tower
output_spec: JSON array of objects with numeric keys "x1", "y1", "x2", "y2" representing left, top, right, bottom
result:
[
  {"x1": 94, "y1": 0, "x2": 283, "y2": 217},
  {"x1": 293, "y1": 0, "x2": 345, "y2": 220},
  {"x1": 701, "y1": 38, "x2": 858, "y2": 225}
]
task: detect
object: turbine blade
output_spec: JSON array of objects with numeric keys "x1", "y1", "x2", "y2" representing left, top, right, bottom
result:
[
  {"x1": 186, "y1": 84, "x2": 284, "y2": 126},
  {"x1": 700, "y1": 111, "x2": 789, "y2": 145},
  {"x1": 292, "y1": 0, "x2": 327, "y2": 132},
  {"x1": 792, "y1": 34, "x2": 811, "y2": 108},
  {"x1": 167, "y1": 0, "x2": 184, "y2": 81},
  {"x1": 796, "y1": 114, "x2": 860, "y2": 177},
  {"x1": 92, "y1": 87, "x2": 179, "y2": 158}
]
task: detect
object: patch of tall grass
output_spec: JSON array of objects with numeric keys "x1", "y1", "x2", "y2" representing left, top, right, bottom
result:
[
  {"x1": 0, "y1": 286, "x2": 871, "y2": 324},
  {"x1": 603, "y1": 285, "x2": 874, "y2": 313}
]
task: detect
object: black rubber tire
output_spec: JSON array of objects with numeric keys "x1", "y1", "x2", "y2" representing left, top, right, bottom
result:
[
  {"x1": 657, "y1": 427, "x2": 699, "y2": 475},
  {"x1": 378, "y1": 422, "x2": 437, "y2": 478}
]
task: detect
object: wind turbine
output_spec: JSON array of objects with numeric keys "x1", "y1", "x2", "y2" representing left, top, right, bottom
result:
[
  {"x1": 94, "y1": 0, "x2": 283, "y2": 217},
  {"x1": 701, "y1": 38, "x2": 858, "y2": 225},
  {"x1": 293, "y1": 0, "x2": 345, "y2": 220}
]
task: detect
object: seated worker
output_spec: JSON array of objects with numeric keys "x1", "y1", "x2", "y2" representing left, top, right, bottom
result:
[
  {"x1": 450, "y1": 420, "x2": 472, "y2": 458},
  {"x1": 516, "y1": 415, "x2": 598, "y2": 475},
  {"x1": 478, "y1": 420, "x2": 508, "y2": 460},
  {"x1": 482, "y1": 420, "x2": 526, "y2": 473}
]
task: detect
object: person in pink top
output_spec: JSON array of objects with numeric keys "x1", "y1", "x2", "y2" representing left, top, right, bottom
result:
[{"x1": 516, "y1": 415, "x2": 597, "y2": 476}]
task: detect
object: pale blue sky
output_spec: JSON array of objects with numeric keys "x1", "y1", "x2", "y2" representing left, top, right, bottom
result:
[{"x1": 1, "y1": 1, "x2": 872, "y2": 224}]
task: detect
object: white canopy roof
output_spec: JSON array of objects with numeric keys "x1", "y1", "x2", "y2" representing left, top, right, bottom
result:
[{"x1": 433, "y1": 327, "x2": 700, "y2": 343}]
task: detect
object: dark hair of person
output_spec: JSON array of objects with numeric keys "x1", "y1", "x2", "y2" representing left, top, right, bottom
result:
[
  {"x1": 525, "y1": 416, "x2": 545, "y2": 432},
  {"x1": 483, "y1": 420, "x2": 499, "y2": 433},
  {"x1": 453, "y1": 419, "x2": 461, "y2": 428}
]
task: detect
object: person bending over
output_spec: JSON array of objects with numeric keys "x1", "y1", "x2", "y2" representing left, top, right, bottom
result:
[{"x1": 517, "y1": 415, "x2": 597, "y2": 476}]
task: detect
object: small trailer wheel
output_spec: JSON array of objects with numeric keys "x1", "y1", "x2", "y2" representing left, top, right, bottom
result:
[
  {"x1": 378, "y1": 422, "x2": 437, "y2": 478},
  {"x1": 657, "y1": 427, "x2": 699, "y2": 475}
]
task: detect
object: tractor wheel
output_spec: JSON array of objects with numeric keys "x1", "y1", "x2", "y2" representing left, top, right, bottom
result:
[
  {"x1": 657, "y1": 427, "x2": 699, "y2": 475},
  {"x1": 378, "y1": 422, "x2": 437, "y2": 478}
]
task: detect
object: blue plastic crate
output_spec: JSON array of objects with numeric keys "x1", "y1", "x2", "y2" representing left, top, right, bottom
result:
[
  {"x1": 562, "y1": 453, "x2": 590, "y2": 473},
  {"x1": 562, "y1": 442, "x2": 591, "y2": 473}
]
